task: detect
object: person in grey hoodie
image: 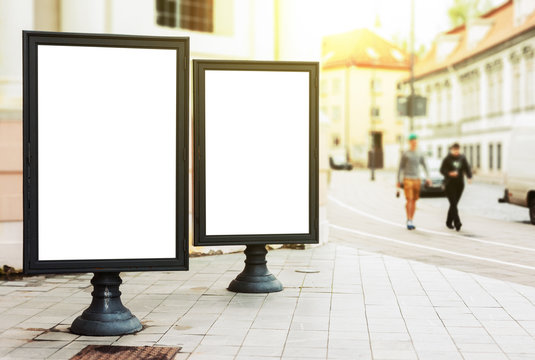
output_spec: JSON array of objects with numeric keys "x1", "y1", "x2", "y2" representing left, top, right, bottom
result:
[{"x1": 397, "y1": 134, "x2": 431, "y2": 230}]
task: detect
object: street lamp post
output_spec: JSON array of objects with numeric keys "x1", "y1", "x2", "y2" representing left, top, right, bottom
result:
[
  {"x1": 409, "y1": 0, "x2": 415, "y2": 132},
  {"x1": 370, "y1": 69, "x2": 377, "y2": 182},
  {"x1": 370, "y1": 54, "x2": 379, "y2": 182}
]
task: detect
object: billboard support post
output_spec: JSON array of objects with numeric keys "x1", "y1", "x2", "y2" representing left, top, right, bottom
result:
[
  {"x1": 71, "y1": 272, "x2": 142, "y2": 336},
  {"x1": 227, "y1": 244, "x2": 283, "y2": 293}
]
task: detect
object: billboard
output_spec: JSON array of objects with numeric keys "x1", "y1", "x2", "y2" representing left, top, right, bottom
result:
[
  {"x1": 23, "y1": 32, "x2": 189, "y2": 273},
  {"x1": 193, "y1": 60, "x2": 319, "y2": 246}
]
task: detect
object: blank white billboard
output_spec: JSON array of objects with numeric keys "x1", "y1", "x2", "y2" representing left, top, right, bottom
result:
[
  {"x1": 37, "y1": 45, "x2": 177, "y2": 260},
  {"x1": 203, "y1": 70, "x2": 310, "y2": 236}
]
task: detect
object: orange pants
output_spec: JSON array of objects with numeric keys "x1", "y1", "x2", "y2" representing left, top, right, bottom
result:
[{"x1": 403, "y1": 178, "x2": 421, "y2": 201}]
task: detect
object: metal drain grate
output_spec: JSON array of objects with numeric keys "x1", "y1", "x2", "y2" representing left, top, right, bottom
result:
[{"x1": 70, "y1": 345, "x2": 181, "y2": 360}]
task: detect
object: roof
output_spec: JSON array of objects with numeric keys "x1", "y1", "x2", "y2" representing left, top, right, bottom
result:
[
  {"x1": 414, "y1": 0, "x2": 535, "y2": 79},
  {"x1": 321, "y1": 28, "x2": 410, "y2": 71}
]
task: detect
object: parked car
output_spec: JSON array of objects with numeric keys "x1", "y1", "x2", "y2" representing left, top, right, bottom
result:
[
  {"x1": 420, "y1": 158, "x2": 445, "y2": 196},
  {"x1": 329, "y1": 148, "x2": 353, "y2": 171},
  {"x1": 400, "y1": 158, "x2": 445, "y2": 196},
  {"x1": 498, "y1": 127, "x2": 535, "y2": 225}
]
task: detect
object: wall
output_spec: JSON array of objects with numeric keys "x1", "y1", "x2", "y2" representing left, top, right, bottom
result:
[{"x1": 322, "y1": 66, "x2": 406, "y2": 169}]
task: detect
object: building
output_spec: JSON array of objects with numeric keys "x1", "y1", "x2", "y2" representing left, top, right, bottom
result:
[
  {"x1": 399, "y1": 0, "x2": 535, "y2": 183},
  {"x1": 0, "y1": 0, "x2": 329, "y2": 267},
  {"x1": 321, "y1": 28, "x2": 409, "y2": 169}
]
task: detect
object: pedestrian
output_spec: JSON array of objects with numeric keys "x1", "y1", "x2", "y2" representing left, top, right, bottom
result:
[
  {"x1": 440, "y1": 143, "x2": 473, "y2": 231},
  {"x1": 397, "y1": 134, "x2": 431, "y2": 230}
]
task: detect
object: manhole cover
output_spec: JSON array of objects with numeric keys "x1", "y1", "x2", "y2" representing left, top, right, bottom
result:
[{"x1": 70, "y1": 345, "x2": 181, "y2": 360}]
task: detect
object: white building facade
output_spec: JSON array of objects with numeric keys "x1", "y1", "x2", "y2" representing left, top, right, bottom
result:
[{"x1": 401, "y1": 0, "x2": 535, "y2": 183}]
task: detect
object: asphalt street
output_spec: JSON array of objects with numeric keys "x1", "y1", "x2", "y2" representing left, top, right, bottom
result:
[{"x1": 327, "y1": 170, "x2": 535, "y2": 287}]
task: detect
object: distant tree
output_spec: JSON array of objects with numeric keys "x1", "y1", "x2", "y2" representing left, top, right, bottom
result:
[
  {"x1": 391, "y1": 34, "x2": 408, "y2": 52},
  {"x1": 448, "y1": 0, "x2": 493, "y2": 28}
]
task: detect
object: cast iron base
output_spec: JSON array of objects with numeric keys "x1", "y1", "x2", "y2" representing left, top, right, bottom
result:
[
  {"x1": 228, "y1": 244, "x2": 283, "y2": 293},
  {"x1": 71, "y1": 272, "x2": 142, "y2": 336}
]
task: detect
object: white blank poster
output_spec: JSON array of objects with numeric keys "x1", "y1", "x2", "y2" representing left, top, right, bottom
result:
[
  {"x1": 204, "y1": 70, "x2": 310, "y2": 235},
  {"x1": 37, "y1": 45, "x2": 177, "y2": 260}
]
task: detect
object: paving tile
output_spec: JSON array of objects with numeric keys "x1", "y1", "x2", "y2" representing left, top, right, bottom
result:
[
  {"x1": 1, "y1": 346, "x2": 57, "y2": 359},
  {"x1": 416, "y1": 351, "x2": 463, "y2": 360},
  {"x1": 327, "y1": 346, "x2": 372, "y2": 359},
  {"x1": 190, "y1": 344, "x2": 239, "y2": 356},
  {"x1": 157, "y1": 333, "x2": 203, "y2": 352},
  {"x1": 371, "y1": 349, "x2": 418, "y2": 359},
  {"x1": 45, "y1": 342, "x2": 88, "y2": 360},
  {"x1": 286, "y1": 330, "x2": 328, "y2": 348},
  {"x1": 237, "y1": 345, "x2": 284, "y2": 357},
  {"x1": 290, "y1": 315, "x2": 329, "y2": 331},
  {"x1": 412, "y1": 340, "x2": 458, "y2": 353},
  {"x1": 74, "y1": 335, "x2": 119, "y2": 342},
  {"x1": 0, "y1": 339, "x2": 28, "y2": 348},
  {"x1": 283, "y1": 345, "x2": 327, "y2": 358},
  {"x1": 456, "y1": 342, "x2": 504, "y2": 353},
  {"x1": 21, "y1": 340, "x2": 70, "y2": 349},
  {"x1": 371, "y1": 340, "x2": 414, "y2": 352},
  {"x1": 461, "y1": 352, "x2": 508, "y2": 360},
  {"x1": 0, "y1": 348, "x2": 15, "y2": 358},
  {"x1": 200, "y1": 333, "x2": 247, "y2": 346},
  {"x1": 33, "y1": 331, "x2": 78, "y2": 341},
  {"x1": 242, "y1": 329, "x2": 288, "y2": 348}
]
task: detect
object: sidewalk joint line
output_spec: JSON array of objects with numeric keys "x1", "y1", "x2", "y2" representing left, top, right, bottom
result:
[
  {"x1": 329, "y1": 223, "x2": 535, "y2": 272},
  {"x1": 329, "y1": 195, "x2": 535, "y2": 253}
]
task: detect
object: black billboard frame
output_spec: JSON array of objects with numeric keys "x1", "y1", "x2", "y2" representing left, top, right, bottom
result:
[
  {"x1": 23, "y1": 31, "x2": 190, "y2": 275},
  {"x1": 193, "y1": 60, "x2": 319, "y2": 247}
]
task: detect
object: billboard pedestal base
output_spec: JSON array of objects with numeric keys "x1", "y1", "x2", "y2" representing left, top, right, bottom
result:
[
  {"x1": 71, "y1": 272, "x2": 142, "y2": 336},
  {"x1": 228, "y1": 244, "x2": 283, "y2": 293}
]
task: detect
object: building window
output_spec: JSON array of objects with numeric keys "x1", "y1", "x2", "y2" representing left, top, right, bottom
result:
[
  {"x1": 486, "y1": 60, "x2": 503, "y2": 115},
  {"x1": 371, "y1": 78, "x2": 382, "y2": 93},
  {"x1": 524, "y1": 47, "x2": 535, "y2": 108},
  {"x1": 497, "y1": 143, "x2": 502, "y2": 170},
  {"x1": 332, "y1": 78, "x2": 342, "y2": 95},
  {"x1": 469, "y1": 144, "x2": 474, "y2": 166},
  {"x1": 445, "y1": 83, "x2": 452, "y2": 123},
  {"x1": 436, "y1": 84, "x2": 442, "y2": 125},
  {"x1": 511, "y1": 53, "x2": 521, "y2": 111},
  {"x1": 476, "y1": 144, "x2": 481, "y2": 169},
  {"x1": 370, "y1": 106, "x2": 380, "y2": 118},
  {"x1": 489, "y1": 143, "x2": 494, "y2": 170},
  {"x1": 460, "y1": 70, "x2": 479, "y2": 120},
  {"x1": 320, "y1": 79, "x2": 328, "y2": 97},
  {"x1": 332, "y1": 105, "x2": 341, "y2": 123},
  {"x1": 156, "y1": 0, "x2": 214, "y2": 32}
]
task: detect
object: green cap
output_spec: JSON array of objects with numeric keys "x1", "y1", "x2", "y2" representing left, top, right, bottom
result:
[{"x1": 408, "y1": 133, "x2": 418, "y2": 140}]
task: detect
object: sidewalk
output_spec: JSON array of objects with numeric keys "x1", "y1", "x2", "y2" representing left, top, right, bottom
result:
[{"x1": 1, "y1": 244, "x2": 535, "y2": 360}]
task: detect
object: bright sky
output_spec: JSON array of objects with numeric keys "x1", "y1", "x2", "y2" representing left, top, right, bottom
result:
[{"x1": 317, "y1": 0, "x2": 506, "y2": 51}]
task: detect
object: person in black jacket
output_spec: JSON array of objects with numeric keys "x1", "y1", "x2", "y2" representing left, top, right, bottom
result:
[{"x1": 440, "y1": 143, "x2": 473, "y2": 231}]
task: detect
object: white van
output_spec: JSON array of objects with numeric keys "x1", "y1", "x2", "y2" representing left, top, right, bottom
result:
[{"x1": 501, "y1": 127, "x2": 535, "y2": 225}]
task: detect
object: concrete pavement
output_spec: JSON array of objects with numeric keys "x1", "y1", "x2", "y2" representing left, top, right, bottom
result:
[
  {"x1": 1, "y1": 243, "x2": 535, "y2": 359},
  {"x1": 328, "y1": 170, "x2": 535, "y2": 287},
  {"x1": 1, "y1": 170, "x2": 535, "y2": 359}
]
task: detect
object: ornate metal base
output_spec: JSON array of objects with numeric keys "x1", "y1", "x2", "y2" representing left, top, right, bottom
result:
[
  {"x1": 71, "y1": 272, "x2": 142, "y2": 336},
  {"x1": 228, "y1": 244, "x2": 283, "y2": 293}
]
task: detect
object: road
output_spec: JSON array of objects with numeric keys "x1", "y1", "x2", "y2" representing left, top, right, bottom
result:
[{"x1": 327, "y1": 170, "x2": 535, "y2": 287}]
